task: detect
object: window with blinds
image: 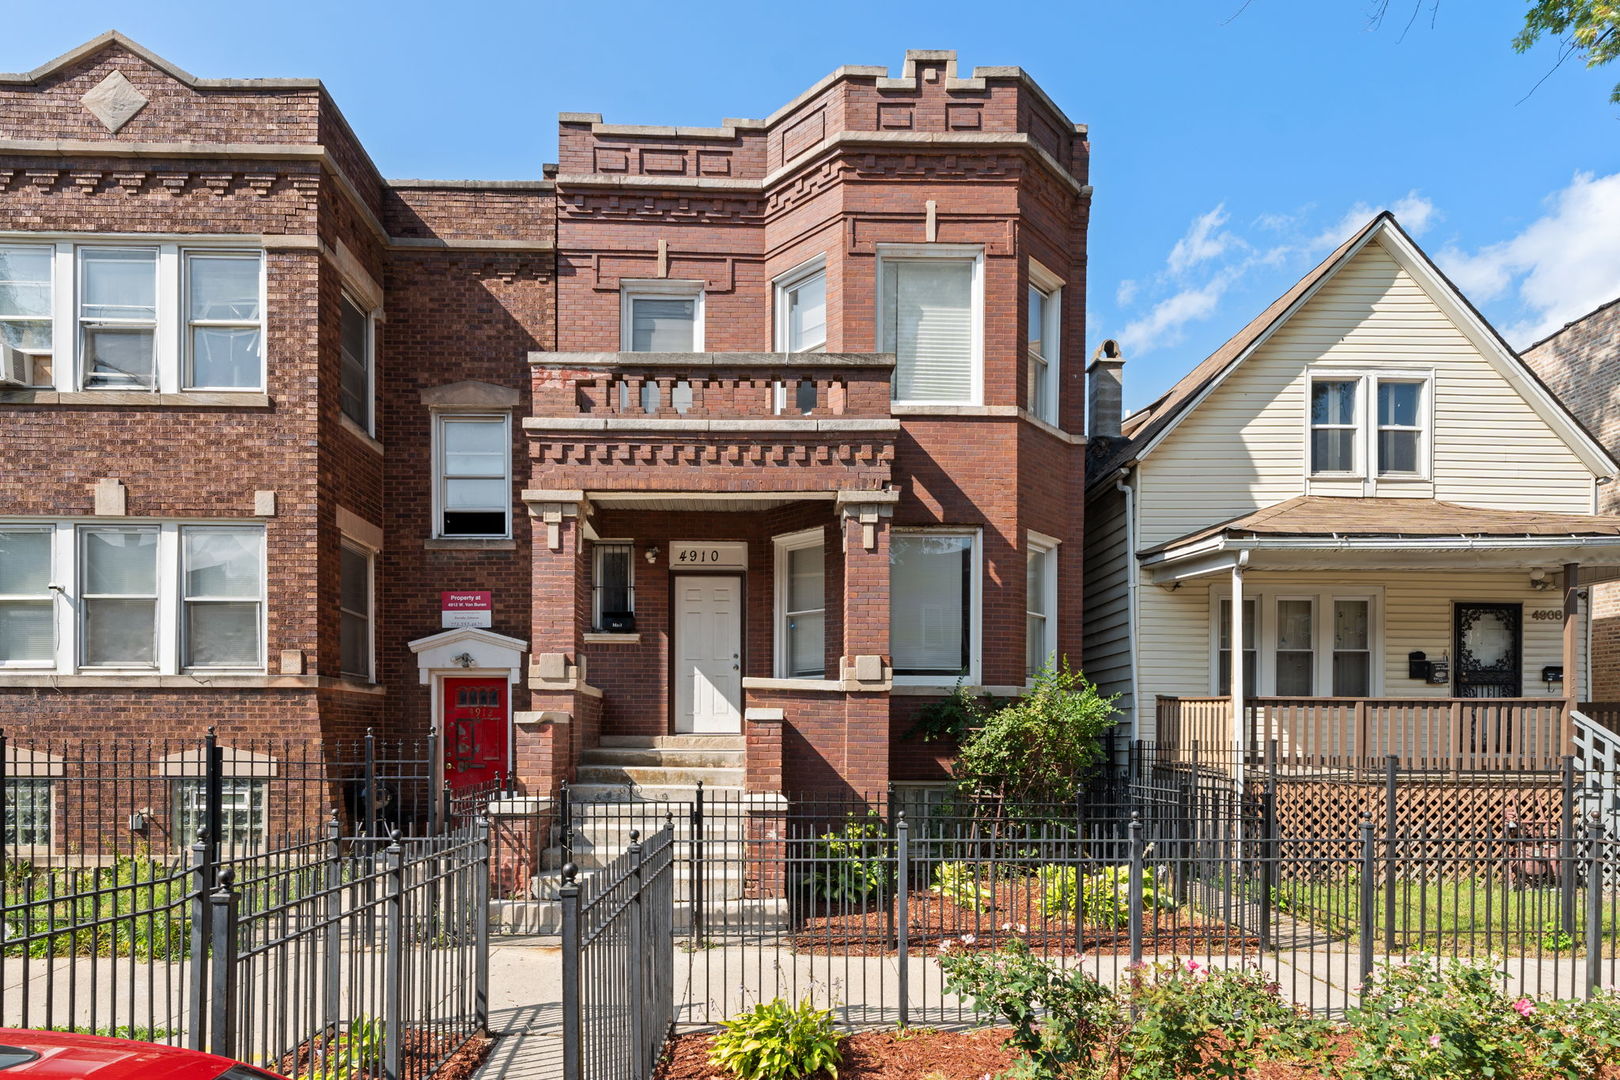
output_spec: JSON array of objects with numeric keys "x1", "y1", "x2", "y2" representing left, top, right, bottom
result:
[{"x1": 881, "y1": 258, "x2": 976, "y2": 404}]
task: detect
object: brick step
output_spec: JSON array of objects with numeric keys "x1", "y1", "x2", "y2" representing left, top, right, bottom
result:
[{"x1": 598, "y1": 735, "x2": 747, "y2": 751}]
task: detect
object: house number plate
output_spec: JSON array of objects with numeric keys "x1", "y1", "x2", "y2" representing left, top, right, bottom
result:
[{"x1": 671, "y1": 541, "x2": 747, "y2": 570}]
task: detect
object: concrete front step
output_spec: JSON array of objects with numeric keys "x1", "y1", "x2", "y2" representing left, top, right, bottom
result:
[
  {"x1": 575, "y1": 765, "x2": 746, "y2": 787},
  {"x1": 578, "y1": 747, "x2": 745, "y2": 769},
  {"x1": 598, "y1": 735, "x2": 747, "y2": 751},
  {"x1": 565, "y1": 783, "x2": 754, "y2": 803},
  {"x1": 491, "y1": 897, "x2": 789, "y2": 937},
  {"x1": 543, "y1": 841, "x2": 749, "y2": 871}
]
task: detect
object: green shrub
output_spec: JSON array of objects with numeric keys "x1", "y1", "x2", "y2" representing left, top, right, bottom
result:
[
  {"x1": 1119, "y1": 961, "x2": 1328, "y2": 1080},
  {"x1": 952, "y1": 660, "x2": 1118, "y2": 814},
  {"x1": 3, "y1": 854, "x2": 190, "y2": 960},
  {"x1": 903, "y1": 679, "x2": 1000, "y2": 743},
  {"x1": 931, "y1": 861, "x2": 991, "y2": 912},
  {"x1": 810, "y1": 812, "x2": 893, "y2": 903},
  {"x1": 1344, "y1": 956, "x2": 1535, "y2": 1080},
  {"x1": 1531, "y1": 993, "x2": 1620, "y2": 1077},
  {"x1": 1037, "y1": 864, "x2": 1175, "y2": 927},
  {"x1": 939, "y1": 937, "x2": 1117, "y2": 1080},
  {"x1": 709, "y1": 998, "x2": 842, "y2": 1080}
]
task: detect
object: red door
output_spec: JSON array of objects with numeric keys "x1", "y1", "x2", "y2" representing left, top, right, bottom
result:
[{"x1": 443, "y1": 677, "x2": 509, "y2": 793}]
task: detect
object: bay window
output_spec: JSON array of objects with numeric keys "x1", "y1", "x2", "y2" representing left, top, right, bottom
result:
[
  {"x1": 774, "y1": 529, "x2": 825, "y2": 678},
  {"x1": 890, "y1": 530, "x2": 979, "y2": 681},
  {"x1": 775, "y1": 260, "x2": 827, "y2": 353},
  {"x1": 879, "y1": 247, "x2": 981, "y2": 405},
  {"x1": 435, "y1": 414, "x2": 511, "y2": 538},
  {"x1": 339, "y1": 294, "x2": 373, "y2": 430},
  {"x1": 1027, "y1": 261, "x2": 1062, "y2": 424},
  {"x1": 339, "y1": 541, "x2": 373, "y2": 680}
]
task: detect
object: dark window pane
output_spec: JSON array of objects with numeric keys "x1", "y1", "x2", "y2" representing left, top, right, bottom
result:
[
  {"x1": 1378, "y1": 429, "x2": 1418, "y2": 474},
  {"x1": 1378, "y1": 381, "x2": 1420, "y2": 427},
  {"x1": 1312, "y1": 429, "x2": 1355, "y2": 472},
  {"x1": 1310, "y1": 380, "x2": 1356, "y2": 425}
]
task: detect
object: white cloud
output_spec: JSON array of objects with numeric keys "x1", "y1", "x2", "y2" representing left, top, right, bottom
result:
[
  {"x1": 1117, "y1": 270, "x2": 1239, "y2": 355},
  {"x1": 1309, "y1": 190, "x2": 1435, "y2": 252},
  {"x1": 1115, "y1": 278, "x2": 1138, "y2": 307},
  {"x1": 1167, "y1": 205, "x2": 1236, "y2": 276},
  {"x1": 1436, "y1": 171, "x2": 1620, "y2": 346}
]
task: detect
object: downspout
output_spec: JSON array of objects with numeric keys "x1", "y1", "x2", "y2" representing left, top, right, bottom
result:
[{"x1": 1115, "y1": 472, "x2": 1141, "y2": 742}]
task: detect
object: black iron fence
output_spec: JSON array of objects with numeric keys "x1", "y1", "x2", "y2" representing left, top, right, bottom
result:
[
  {"x1": 560, "y1": 826, "x2": 675, "y2": 1080},
  {"x1": 1, "y1": 732, "x2": 490, "y2": 1078}
]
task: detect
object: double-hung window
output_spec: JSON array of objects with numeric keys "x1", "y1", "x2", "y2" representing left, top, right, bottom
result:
[
  {"x1": 1214, "y1": 591, "x2": 1379, "y2": 697},
  {"x1": 1217, "y1": 597, "x2": 1257, "y2": 698},
  {"x1": 0, "y1": 527, "x2": 54, "y2": 666},
  {"x1": 339, "y1": 541, "x2": 374, "y2": 680},
  {"x1": 1331, "y1": 599, "x2": 1373, "y2": 696},
  {"x1": 81, "y1": 526, "x2": 159, "y2": 668},
  {"x1": 1027, "y1": 261, "x2": 1062, "y2": 424},
  {"x1": 622, "y1": 281, "x2": 703, "y2": 352},
  {"x1": 339, "y1": 294, "x2": 373, "y2": 431},
  {"x1": 181, "y1": 526, "x2": 264, "y2": 669},
  {"x1": 435, "y1": 415, "x2": 511, "y2": 538},
  {"x1": 0, "y1": 245, "x2": 55, "y2": 386},
  {"x1": 186, "y1": 252, "x2": 263, "y2": 389},
  {"x1": 1308, "y1": 372, "x2": 1431, "y2": 480},
  {"x1": 1026, "y1": 534, "x2": 1058, "y2": 678},
  {"x1": 774, "y1": 529, "x2": 825, "y2": 678},
  {"x1": 80, "y1": 249, "x2": 159, "y2": 389},
  {"x1": 879, "y1": 247, "x2": 982, "y2": 405},
  {"x1": 890, "y1": 529, "x2": 980, "y2": 682},
  {"x1": 775, "y1": 260, "x2": 827, "y2": 353},
  {"x1": 1274, "y1": 598, "x2": 1315, "y2": 696}
]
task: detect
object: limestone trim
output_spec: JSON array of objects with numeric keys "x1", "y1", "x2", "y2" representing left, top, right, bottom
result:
[
  {"x1": 0, "y1": 391, "x2": 272, "y2": 408},
  {"x1": 420, "y1": 380, "x2": 524, "y2": 410},
  {"x1": 336, "y1": 506, "x2": 383, "y2": 552},
  {"x1": 0, "y1": 674, "x2": 385, "y2": 693},
  {"x1": 528, "y1": 351, "x2": 894, "y2": 369}
]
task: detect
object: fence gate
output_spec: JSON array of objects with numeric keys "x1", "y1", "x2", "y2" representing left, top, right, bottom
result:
[{"x1": 559, "y1": 826, "x2": 675, "y2": 1080}]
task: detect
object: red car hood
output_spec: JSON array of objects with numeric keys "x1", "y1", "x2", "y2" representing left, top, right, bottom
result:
[{"x1": 0, "y1": 1030, "x2": 281, "y2": 1079}]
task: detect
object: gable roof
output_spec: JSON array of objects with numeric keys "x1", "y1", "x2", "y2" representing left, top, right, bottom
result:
[
  {"x1": 0, "y1": 30, "x2": 320, "y2": 89},
  {"x1": 1090, "y1": 213, "x2": 1619, "y2": 490}
]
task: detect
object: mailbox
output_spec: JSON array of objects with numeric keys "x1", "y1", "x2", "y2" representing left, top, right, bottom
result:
[
  {"x1": 1408, "y1": 651, "x2": 1431, "y2": 681},
  {"x1": 1543, "y1": 665, "x2": 1565, "y2": 685}
]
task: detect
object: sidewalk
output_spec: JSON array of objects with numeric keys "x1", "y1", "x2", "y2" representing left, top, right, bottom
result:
[{"x1": 473, "y1": 941, "x2": 564, "y2": 1080}]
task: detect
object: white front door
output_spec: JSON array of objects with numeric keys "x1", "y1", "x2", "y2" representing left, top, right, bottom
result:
[{"x1": 674, "y1": 575, "x2": 743, "y2": 733}]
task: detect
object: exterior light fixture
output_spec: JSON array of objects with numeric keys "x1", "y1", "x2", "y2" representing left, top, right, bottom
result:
[{"x1": 452, "y1": 652, "x2": 476, "y2": 668}]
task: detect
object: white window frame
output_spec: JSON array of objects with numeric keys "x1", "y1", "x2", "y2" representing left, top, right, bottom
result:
[
  {"x1": 773, "y1": 527, "x2": 827, "y2": 679},
  {"x1": 0, "y1": 238, "x2": 269, "y2": 394},
  {"x1": 1025, "y1": 530, "x2": 1060, "y2": 679},
  {"x1": 1209, "y1": 586, "x2": 1384, "y2": 697},
  {"x1": 179, "y1": 525, "x2": 267, "y2": 672},
  {"x1": 1271, "y1": 594, "x2": 1317, "y2": 697},
  {"x1": 78, "y1": 523, "x2": 162, "y2": 671},
  {"x1": 1027, "y1": 259, "x2": 1063, "y2": 425},
  {"x1": 432, "y1": 413, "x2": 513, "y2": 540},
  {"x1": 876, "y1": 244, "x2": 985, "y2": 407},
  {"x1": 620, "y1": 279, "x2": 705, "y2": 352},
  {"x1": 0, "y1": 243, "x2": 58, "y2": 388},
  {"x1": 339, "y1": 292, "x2": 376, "y2": 434},
  {"x1": 0, "y1": 520, "x2": 268, "y2": 675},
  {"x1": 78, "y1": 246, "x2": 161, "y2": 391},
  {"x1": 0, "y1": 524, "x2": 57, "y2": 669},
  {"x1": 1215, "y1": 595, "x2": 1258, "y2": 698},
  {"x1": 339, "y1": 538, "x2": 375, "y2": 681},
  {"x1": 773, "y1": 255, "x2": 827, "y2": 353},
  {"x1": 1303, "y1": 369, "x2": 1434, "y2": 485},
  {"x1": 182, "y1": 249, "x2": 267, "y2": 391},
  {"x1": 890, "y1": 526, "x2": 983, "y2": 687},
  {"x1": 590, "y1": 540, "x2": 636, "y2": 632}
]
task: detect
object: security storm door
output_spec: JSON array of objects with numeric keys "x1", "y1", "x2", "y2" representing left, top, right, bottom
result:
[
  {"x1": 674, "y1": 576, "x2": 743, "y2": 734},
  {"x1": 443, "y1": 676, "x2": 508, "y2": 793},
  {"x1": 1453, "y1": 603, "x2": 1523, "y2": 698}
]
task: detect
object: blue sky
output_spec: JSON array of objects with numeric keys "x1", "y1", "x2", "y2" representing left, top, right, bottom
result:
[{"x1": 6, "y1": 1, "x2": 1618, "y2": 410}]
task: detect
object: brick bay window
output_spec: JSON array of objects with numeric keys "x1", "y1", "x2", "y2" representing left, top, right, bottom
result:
[
  {"x1": 339, "y1": 540, "x2": 374, "y2": 680},
  {"x1": 621, "y1": 280, "x2": 703, "y2": 352},
  {"x1": 591, "y1": 542, "x2": 635, "y2": 633},
  {"x1": 0, "y1": 521, "x2": 266, "y2": 674},
  {"x1": 879, "y1": 245, "x2": 983, "y2": 405},
  {"x1": 434, "y1": 414, "x2": 512, "y2": 538},
  {"x1": 890, "y1": 529, "x2": 981, "y2": 684},
  {"x1": 774, "y1": 528, "x2": 825, "y2": 678},
  {"x1": 1027, "y1": 260, "x2": 1063, "y2": 424},
  {"x1": 1025, "y1": 532, "x2": 1059, "y2": 677},
  {"x1": 0, "y1": 240, "x2": 265, "y2": 393}
]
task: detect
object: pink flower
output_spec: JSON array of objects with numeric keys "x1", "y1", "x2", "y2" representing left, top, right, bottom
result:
[
  {"x1": 1184, "y1": 959, "x2": 1203, "y2": 973},
  {"x1": 961, "y1": 933, "x2": 977, "y2": 945},
  {"x1": 939, "y1": 939, "x2": 955, "y2": 954},
  {"x1": 1017, "y1": 923, "x2": 1028, "y2": 933},
  {"x1": 1428, "y1": 1034, "x2": 1442, "y2": 1048},
  {"x1": 1512, "y1": 998, "x2": 1536, "y2": 1017}
]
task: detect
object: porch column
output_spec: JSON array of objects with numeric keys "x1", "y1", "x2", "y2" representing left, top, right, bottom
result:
[
  {"x1": 1231, "y1": 557, "x2": 1247, "y2": 777},
  {"x1": 1564, "y1": 562, "x2": 1581, "y2": 747},
  {"x1": 838, "y1": 490, "x2": 898, "y2": 797},
  {"x1": 519, "y1": 490, "x2": 594, "y2": 794}
]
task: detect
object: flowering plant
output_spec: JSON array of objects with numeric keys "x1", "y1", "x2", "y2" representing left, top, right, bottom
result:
[{"x1": 1343, "y1": 956, "x2": 1533, "y2": 1080}]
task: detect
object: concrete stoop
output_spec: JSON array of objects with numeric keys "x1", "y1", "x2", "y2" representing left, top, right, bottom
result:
[{"x1": 490, "y1": 897, "x2": 790, "y2": 937}]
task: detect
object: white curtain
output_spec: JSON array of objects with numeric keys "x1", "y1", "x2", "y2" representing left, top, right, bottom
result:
[{"x1": 884, "y1": 261, "x2": 973, "y2": 402}]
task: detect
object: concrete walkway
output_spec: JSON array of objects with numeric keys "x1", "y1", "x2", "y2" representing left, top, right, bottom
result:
[{"x1": 472, "y1": 941, "x2": 564, "y2": 1080}]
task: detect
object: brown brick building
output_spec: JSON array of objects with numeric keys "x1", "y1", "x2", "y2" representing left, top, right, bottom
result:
[{"x1": 0, "y1": 34, "x2": 1089, "y2": 811}]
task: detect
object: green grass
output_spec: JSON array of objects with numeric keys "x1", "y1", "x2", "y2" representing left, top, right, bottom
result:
[
  {"x1": 1268, "y1": 873, "x2": 1620, "y2": 953},
  {"x1": 2, "y1": 856, "x2": 191, "y2": 960},
  {"x1": 46, "y1": 1025, "x2": 179, "y2": 1041}
]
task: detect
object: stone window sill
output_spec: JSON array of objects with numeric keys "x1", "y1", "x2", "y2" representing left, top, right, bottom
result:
[
  {"x1": 340, "y1": 412, "x2": 384, "y2": 453},
  {"x1": 0, "y1": 390, "x2": 272, "y2": 408},
  {"x1": 424, "y1": 538, "x2": 517, "y2": 551},
  {"x1": 584, "y1": 632, "x2": 641, "y2": 644}
]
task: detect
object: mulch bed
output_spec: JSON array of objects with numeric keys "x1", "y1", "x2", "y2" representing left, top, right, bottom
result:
[
  {"x1": 276, "y1": 1028, "x2": 492, "y2": 1080},
  {"x1": 790, "y1": 883, "x2": 1257, "y2": 957},
  {"x1": 655, "y1": 1028, "x2": 1017, "y2": 1079}
]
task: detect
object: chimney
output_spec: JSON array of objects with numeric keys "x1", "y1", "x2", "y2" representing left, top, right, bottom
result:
[{"x1": 1087, "y1": 339, "x2": 1125, "y2": 439}]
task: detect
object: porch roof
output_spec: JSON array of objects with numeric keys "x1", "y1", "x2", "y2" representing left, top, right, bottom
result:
[{"x1": 1139, "y1": 496, "x2": 1620, "y2": 581}]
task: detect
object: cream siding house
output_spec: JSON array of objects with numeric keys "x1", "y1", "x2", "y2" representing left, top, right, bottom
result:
[{"x1": 1084, "y1": 214, "x2": 1620, "y2": 771}]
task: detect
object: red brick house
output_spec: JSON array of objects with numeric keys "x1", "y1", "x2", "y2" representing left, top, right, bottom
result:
[{"x1": 0, "y1": 34, "x2": 1088, "y2": 818}]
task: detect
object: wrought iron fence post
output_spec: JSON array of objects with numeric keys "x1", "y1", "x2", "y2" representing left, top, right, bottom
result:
[
  {"x1": 1563, "y1": 755, "x2": 1578, "y2": 940},
  {"x1": 324, "y1": 809, "x2": 343, "y2": 1029},
  {"x1": 1175, "y1": 779, "x2": 1193, "y2": 907},
  {"x1": 364, "y1": 729, "x2": 379, "y2": 838},
  {"x1": 427, "y1": 727, "x2": 441, "y2": 835},
  {"x1": 475, "y1": 814, "x2": 491, "y2": 1034},
  {"x1": 627, "y1": 831, "x2": 647, "y2": 1080},
  {"x1": 205, "y1": 729, "x2": 223, "y2": 865},
  {"x1": 383, "y1": 830, "x2": 404, "y2": 1080},
  {"x1": 1258, "y1": 756, "x2": 1276, "y2": 952},
  {"x1": 1128, "y1": 811, "x2": 1144, "y2": 968},
  {"x1": 896, "y1": 812, "x2": 910, "y2": 1029},
  {"x1": 1588, "y1": 818, "x2": 1606, "y2": 999},
  {"x1": 1358, "y1": 813, "x2": 1376, "y2": 988},
  {"x1": 1384, "y1": 755, "x2": 1398, "y2": 958},
  {"x1": 559, "y1": 780, "x2": 573, "y2": 867},
  {"x1": 207, "y1": 867, "x2": 239, "y2": 1060},
  {"x1": 0, "y1": 731, "x2": 7, "y2": 864},
  {"x1": 691, "y1": 780, "x2": 705, "y2": 945},
  {"x1": 188, "y1": 827, "x2": 212, "y2": 1051},
  {"x1": 560, "y1": 863, "x2": 581, "y2": 1080}
]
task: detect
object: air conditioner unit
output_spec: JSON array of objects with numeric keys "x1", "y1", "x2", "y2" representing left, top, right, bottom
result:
[{"x1": 0, "y1": 344, "x2": 32, "y2": 388}]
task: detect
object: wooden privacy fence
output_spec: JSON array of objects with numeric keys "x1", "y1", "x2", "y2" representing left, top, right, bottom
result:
[{"x1": 1156, "y1": 695, "x2": 1587, "y2": 772}]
